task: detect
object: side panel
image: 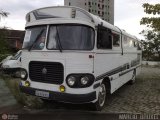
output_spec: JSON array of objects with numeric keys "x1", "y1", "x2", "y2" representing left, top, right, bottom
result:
[{"x1": 94, "y1": 51, "x2": 139, "y2": 94}]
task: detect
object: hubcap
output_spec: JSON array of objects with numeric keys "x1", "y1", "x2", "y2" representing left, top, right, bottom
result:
[{"x1": 98, "y1": 84, "x2": 106, "y2": 107}]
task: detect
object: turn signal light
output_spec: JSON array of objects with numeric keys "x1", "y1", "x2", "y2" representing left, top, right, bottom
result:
[
  {"x1": 24, "y1": 81, "x2": 30, "y2": 87},
  {"x1": 59, "y1": 85, "x2": 65, "y2": 92}
]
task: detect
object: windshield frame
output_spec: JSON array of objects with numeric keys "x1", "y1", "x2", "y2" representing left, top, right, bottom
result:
[
  {"x1": 10, "y1": 51, "x2": 22, "y2": 60},
  {"x1": 23, "y1": 24, "x2": 95, "y2": 51}
]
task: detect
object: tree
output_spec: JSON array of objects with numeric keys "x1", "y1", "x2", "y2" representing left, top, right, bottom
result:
[
  {"x1": 0, "y1": 10, "x2": 11, "y2": 61},
  {"x1": 140, "y1": 30, "x2": 160, "y2": 61},
  {"x1": 0, "y1": 10, "x2": 9, "y2": 21},
  {"x1": 140, "y1": 3, "x2": 160, "y2": 61},
  {"x1": 0, "y1": 10, "x2": 10, "y2": 54},
  {"x1": 140, "y1": 3, "x2": 160, "y2": 31}
]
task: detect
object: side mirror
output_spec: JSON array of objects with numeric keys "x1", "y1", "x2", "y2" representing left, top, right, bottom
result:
[{"x1": 19, "y1": 57, "x2": 21, "y2": 62}]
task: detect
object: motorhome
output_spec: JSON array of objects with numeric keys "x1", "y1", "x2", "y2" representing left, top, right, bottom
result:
[{"x1": 20, "y1": 6, "x2": 142, "y2": 110}]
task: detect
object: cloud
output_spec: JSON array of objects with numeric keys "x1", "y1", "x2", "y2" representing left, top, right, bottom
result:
[
  {"x1": 0, "y1": 0, "x2": 159, "y2": 38},
  {"x1": 114, "y1": 0, "x2": 160, "y2": 39},
  {"x1": 115, "y1": 0, "x2": 160, "y2": 21},
  {"x1": 0, "y1": 0, "x2": 64, "y2": 29},
  {"x1": 0, "y1": 0, "x2": 64, "y2": 12}
]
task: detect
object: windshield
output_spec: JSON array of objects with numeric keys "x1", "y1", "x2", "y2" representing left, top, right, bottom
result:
[
  {"x1": 23, "y1": 25, "x2": 94, "y2": 51},
  {"x1": 47, "y1": 25, "x2": 94, "y2": 50},
  {"x1": 11, "y1": 51, "x2": 22, "y2": 60},
  {"x1": 23, "y1": 26, "x2": 47, "y2": 50}
]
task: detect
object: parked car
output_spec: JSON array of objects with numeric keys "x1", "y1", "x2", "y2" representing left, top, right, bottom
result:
[{"x1": 2, "y1": 50, "x2": 22, "y2": 75}]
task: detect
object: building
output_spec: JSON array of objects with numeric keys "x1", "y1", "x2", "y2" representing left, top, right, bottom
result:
[
  {"x1": 64, "y1": 0, "x2": 114, "y2": 24},
  {"x1": 0, "y1": 29, "x2": 25, "y2": 51}
]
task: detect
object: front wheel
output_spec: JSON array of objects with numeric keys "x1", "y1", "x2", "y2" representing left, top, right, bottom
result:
[{"x1": 93, "y1": 83, "x2": 106, "y2": 111}]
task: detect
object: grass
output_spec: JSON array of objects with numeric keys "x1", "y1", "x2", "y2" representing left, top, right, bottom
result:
[{"x1": 0, "y1": 73, "x2": 43, "y2": 109}]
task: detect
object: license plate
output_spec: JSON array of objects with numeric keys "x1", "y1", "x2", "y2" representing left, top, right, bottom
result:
[{"x1": 35, "y1": 90, "x2": 49, "y2": 98}]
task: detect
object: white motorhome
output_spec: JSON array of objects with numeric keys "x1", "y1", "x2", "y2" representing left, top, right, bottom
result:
[{"x1": 20, "y1": 6, "x2": 142, "y2": 110}]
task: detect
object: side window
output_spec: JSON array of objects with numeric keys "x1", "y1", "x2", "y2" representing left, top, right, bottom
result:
[
  {"x1": 134, "y1": 41, "x2": 137, "y2": 47},
  {"x1": 137, "y1": 42, "x2": 142, "y2": 50},
  {"x1": 123, "y1": 36, "x2": 134, "y2": 48},
  {"x1": 113, "y1": 33, "x2": 120, "y2": 47},
  {"x1": 97, "y1": 25, "x2": 112, "y2": 49},
  {"x1": 128, "y1": 38, "x2": 134, "y2": 47},
  {"x1": 123, "y1": 36, "x2": 128, "y2": 47},
  {"x1": 134, "y1": 40, "x2": 141, "y2": 50}
]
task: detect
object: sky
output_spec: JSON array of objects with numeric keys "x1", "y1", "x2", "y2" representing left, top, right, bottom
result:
[{"x1": 0, "y1": 0, "x2": 159, "y2": 39}]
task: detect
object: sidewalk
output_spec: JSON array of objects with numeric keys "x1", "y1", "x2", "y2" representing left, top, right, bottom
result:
[{"x1": 0, "y1": 79, "x2": 17, "y2": 108}]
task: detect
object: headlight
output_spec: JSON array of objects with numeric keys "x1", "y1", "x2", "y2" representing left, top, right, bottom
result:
[
  {"x1": 81, "y1": 76, "x2": 89, "y2": 85},
  {"x1": 21, "y1": 69, "x2": 27, "y2": 80},
  {"x1": 67, "y1": 76, "x2": 76, "y2": 86},
  {"x1": 66, "y1": 74, "x2": 94, "y2": 88},
  {"x1": 3, "y1": 65, "x2": 10, "y2": 68}
]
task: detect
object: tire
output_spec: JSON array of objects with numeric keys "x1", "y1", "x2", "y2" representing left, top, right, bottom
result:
[
  {"x1": 128, "y1": 70, "x2": 136, "y2": 85},
  {"x1": 93, "y1": 83, "x2": 107, "y2": 111}
]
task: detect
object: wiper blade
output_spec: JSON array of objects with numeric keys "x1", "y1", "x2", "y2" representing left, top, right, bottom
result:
[
  {"x1": 28, "y1": 29, "x2": 45, "y2": 51},
  {"x1": 55, "y1": 26, "x2": 63, "y2": 52}
]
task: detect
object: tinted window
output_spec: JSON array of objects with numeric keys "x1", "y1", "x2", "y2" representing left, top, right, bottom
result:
[
  {"x1": 113, "y1": 33, "x2": 120, "y2": 47},
  {"x1": 97, "y1": 26, "x2": 112, "y2": 49}
]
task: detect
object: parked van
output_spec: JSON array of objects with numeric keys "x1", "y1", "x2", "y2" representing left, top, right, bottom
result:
[
  {"x1": 2, "y1": 50, "x2": 22, "y2": 74},
  {"x1": 0, "y1": 55, "x2": 13, "y2": 68}
]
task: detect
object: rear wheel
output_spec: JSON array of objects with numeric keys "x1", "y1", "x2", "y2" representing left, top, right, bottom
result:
[{"x1": 93, "y1": 83, "x2": 106, "y2": 111}]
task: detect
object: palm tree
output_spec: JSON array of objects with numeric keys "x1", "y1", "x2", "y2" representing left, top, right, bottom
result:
[{"x1": 0, "y1": 10, "x2": 9, "y2": 21}]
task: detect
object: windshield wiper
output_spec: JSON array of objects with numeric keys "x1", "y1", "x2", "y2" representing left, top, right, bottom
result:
[
  {"x1": 55, "y1": 26, "x2": 63, "y2": 52},
  {"x1": 28, "y1": 29, "x2": 45, "y2": 51}
]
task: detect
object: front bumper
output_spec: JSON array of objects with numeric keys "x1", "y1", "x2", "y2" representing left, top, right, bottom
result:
[{"x1": 20, "y1": 86, "x2": 96, "y2": 103}]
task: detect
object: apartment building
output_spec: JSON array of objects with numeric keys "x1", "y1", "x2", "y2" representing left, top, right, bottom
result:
[{"x1": 64, "y1": 0, "x2": 114, "y2": 24}]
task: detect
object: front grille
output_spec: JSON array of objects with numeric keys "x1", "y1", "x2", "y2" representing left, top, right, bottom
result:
[{"x1": 29, "y1": 61, "x2": 64, "y2": 84}]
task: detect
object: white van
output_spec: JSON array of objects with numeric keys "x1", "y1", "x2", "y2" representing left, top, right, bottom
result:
[
  {"x1": 2, "y1": 50, "x2": 22, "y2": 74},
  {"x1": 19, "y1": 6, "x2": 142, "y2": 110},
  {"x1": 0, "y1": 55, "x2": 13, "y2": 68}
]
